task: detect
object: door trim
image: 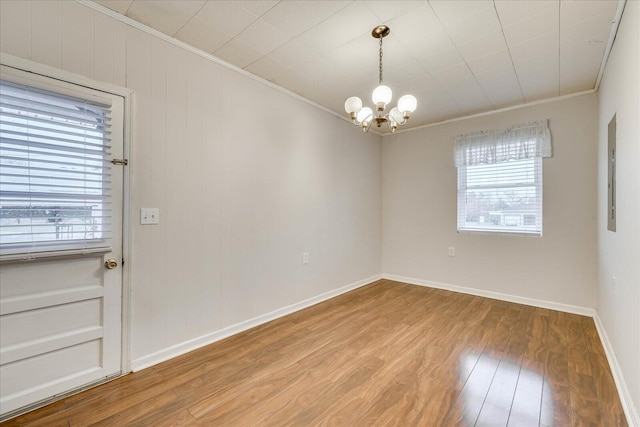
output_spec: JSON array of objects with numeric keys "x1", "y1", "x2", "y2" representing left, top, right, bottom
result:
[{"x1": 0, "y1": 52, "x2": 134, "y2": 377}]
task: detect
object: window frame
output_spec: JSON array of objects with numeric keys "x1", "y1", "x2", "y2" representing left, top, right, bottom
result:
[{"x1": 456, "y1": 155, "x2": 544, "y2": 236}]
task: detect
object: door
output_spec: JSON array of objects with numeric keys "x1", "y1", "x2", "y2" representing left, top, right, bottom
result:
[{"x1": 0, "y1": 65, "x2": 124, "y2": 419}]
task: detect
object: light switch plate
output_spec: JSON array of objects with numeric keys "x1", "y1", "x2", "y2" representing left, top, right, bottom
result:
[{"x1": 141, "y1": 208, "x2": 159, "y2": 225}]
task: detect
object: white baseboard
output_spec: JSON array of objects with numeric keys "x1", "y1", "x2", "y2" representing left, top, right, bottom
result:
[
  {"x1": 382, "y1": 274, "x2": 595, "y2": 316},
  {"x1": 383, "y1": 273, "x2": 639, "y2": 426},
  {"x1": 593, "y1": 312, "x2": 640, "y2": 427},
  {"x1": 131, "y1": 274, "x2": 383, "y2": 372}
]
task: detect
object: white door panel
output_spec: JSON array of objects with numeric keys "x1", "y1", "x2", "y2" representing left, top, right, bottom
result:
[
  {"x1": 0, "y1": 66, "x2": 124, "y2": 418},
  {"x1": 1, "y1": 298, "x2": 101, "y2": 347}
]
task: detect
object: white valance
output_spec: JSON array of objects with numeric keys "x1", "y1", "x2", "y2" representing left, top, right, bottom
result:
[{"x1": 454, "y1": 120, "x2": 552, "y2": 167}]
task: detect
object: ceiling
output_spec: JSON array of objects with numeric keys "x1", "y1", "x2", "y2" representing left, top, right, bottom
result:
[{"x1": 92, "y1": 0, "x2": 622, "y2": 132}]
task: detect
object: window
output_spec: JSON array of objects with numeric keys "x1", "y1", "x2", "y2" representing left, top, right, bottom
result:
[
  {"x1": 0, "y1": 79, "x2": 113, "y2": 255},
  {"x1": 455, "y1": 121, "x2": 552, "y2": 235}
]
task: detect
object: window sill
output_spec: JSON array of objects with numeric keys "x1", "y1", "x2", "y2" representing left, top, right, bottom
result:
[
  {"x1": 457, "y1": 228, "x2": 542, "y2": 237},
  {"x1": 0, "y1": 246, "x2": 112, "y2": 264}
]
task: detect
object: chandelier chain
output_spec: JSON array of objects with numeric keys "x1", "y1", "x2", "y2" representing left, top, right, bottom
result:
[{"x1": 379, "y1": 36, "x2": 383, "y2": 85}]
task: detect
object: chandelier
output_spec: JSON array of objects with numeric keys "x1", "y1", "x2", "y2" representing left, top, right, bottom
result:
[{"x1": 344, "y1": 25, "x2": 417, "y2": 133}]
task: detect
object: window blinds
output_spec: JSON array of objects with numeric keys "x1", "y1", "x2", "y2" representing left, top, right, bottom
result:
[
  {"x1": 0, "y1": 80, "x2": 113, "y2": 255},
  {"x1": 457, "y1": 158, "x2": 542, "y2": 234}
]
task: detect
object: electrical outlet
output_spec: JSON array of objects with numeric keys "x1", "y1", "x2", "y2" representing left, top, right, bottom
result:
[
  {"x1": 141, "y1": 208, "x2": 159, "y2": 225},
  {"x1": 448, "y1": 247, "x2": 455, "y2": 257},
  {"x1": 302, "y1": 252, "x2": 309, "y2": 265}
]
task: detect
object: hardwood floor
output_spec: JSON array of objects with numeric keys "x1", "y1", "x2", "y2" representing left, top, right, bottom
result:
[{"x1": 1, "y1": 280, "x2": 628, "y2": 426}]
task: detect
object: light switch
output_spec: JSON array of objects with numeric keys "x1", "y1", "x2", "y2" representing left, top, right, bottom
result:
[{"x1": 141, "y1": 208, "x2": 159, "y2": 225}]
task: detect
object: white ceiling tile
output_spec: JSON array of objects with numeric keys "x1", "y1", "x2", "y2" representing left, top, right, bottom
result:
[
  {"x1": 323, "y1": 34, "x2": 378, "y2": 85},
  {"x1": 502, "y1": 7, "x2": 559, "y2": 47},
  {"x1": 512, "y1": 50, "x2": 559, "y2": 80},
  {"x1": 559, "y1": 42, "x2": 604, "y2": 93},
  {"x1": 467, "y1": 49, "x2": 513, "y2": 76},
  {"x1": 94, "y1": 0, "x2": 134, "y2": 15},
  {"x1": 126, "y1": 0, "x2": 206, "y2": 36},
  {"x1": 413, "y1": 86, "x2": 461, "y2": 120},
  {"x1": 388, "y1": 7, "x2": 454, "y2": 66},
  {"x1": 420, "y1": 48, "x2": 465, "y2": 74},
  {"x1": 295, "y1": 2, "x2": 380, "y2": 55},
  {"x1": 559, "y1": 66, "x2": 597, "y2": 95},
  {"x1": 385, "y1": 54, "x2": 427, "y2": 84},
  {"x1": 558, "y1": 0, "x2": 619, "y2": 95},
  {"x1": 401, "y1": 27, "x2": 455, "y2": 60},
  {"x1": 442, "y1": 7, "x2": 502, "y2": 45},
  {"x1": 561, "y1": 15, "x2": 614, "y2": 46},
  {"x1": 365, "y1": 1, "x2": 429, "y2": 23},
  {"x1": 196, "y1": 1, "x2": 260, "y2": 38},
  {"x1": 494, "y1": 0, "x2": 558, "y2": 27},
  {"x1": 235, "y1": 0, "x2": 280, "y2": 17},
  {"x1": 270, "y1": 68, "x2": 311, "y2": 95},
  {"x1": 174, "y1": 15, "x2": 233, "y2": 53},
  {"x1": 429, "y1": 0, "x2": 494, "y2": 24},
  {"x1": 375, "y1": 35, "x2": 428, "y2": 83},
  {"x1": 560, "y1": 0, "x2": 618, "y2": 27},
  {"x1": 560, "y1": 40, "x2": 606, "y2": 70},
  {"x1": 245, "y1": 55, "x2": 289, "y2": 82},
  {"x1": 518, "y1": 62, "x2": 559, "y2": 102},
  {"x1": 288, "y1": 58, "x2": 354, "y2": 99},
  {"x1": 457, "y1": 31, "x2": 508, "y2": 63},
  {"x1": 236, "y1": 18, "x2": 290, "y2": 55},
  {"x1": 268, "y1": 40, "x2": 318, "y2": 70},
  {"x1": 214, "y1": 38, "x2": 263, "y2": 68},
  {"x1": 475, "y1": 68, "x2": 524, "y2": 107},
  {"x1": 387, "y1": 4, "x2": 444, "y2": 43},
  {"x1": 394, "y1": 73, "x2": 441, "y2": 96},
  {"x1": 443, "y1": 78, "x2": 493, "y2": 112},
  {"x1": 261, "y1": 1, "x2": 351, "y2": 38},
  {"x1": 509, "y1": 31, "x2": 559, "y2": 66},
  {"x1": 432, "y1": 63, "x2": 474, "y2": 86}
]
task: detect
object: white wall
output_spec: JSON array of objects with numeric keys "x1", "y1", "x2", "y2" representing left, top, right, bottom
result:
[
  {"x1": 597, "y1": 0, "x2": 640, "y2": 420},
  {"x1": 382, "y1": 94, "x2": 598, "y2": 309},
  {"x1": 0, "y1": 0, "x2": 382, "y2": 368}
]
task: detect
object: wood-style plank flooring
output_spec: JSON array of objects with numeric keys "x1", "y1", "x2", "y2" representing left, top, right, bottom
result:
[{"x1": 2, "y1": 280, "x2": 628, "y2": 426}]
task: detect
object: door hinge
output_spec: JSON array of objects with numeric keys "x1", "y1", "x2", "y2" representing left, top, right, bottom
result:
[{"x1": 111, "y1": 158, "x2": 128, "y2": 166}]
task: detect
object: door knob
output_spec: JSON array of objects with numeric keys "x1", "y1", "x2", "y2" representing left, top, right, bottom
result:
[{"x1": 104, "y1": 258, "x2": 118, "y2": 269}]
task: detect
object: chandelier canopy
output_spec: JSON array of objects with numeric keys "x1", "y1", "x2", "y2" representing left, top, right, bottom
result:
[{"x1": 345, "y1": 25, "x2": 417, "y2": 133}]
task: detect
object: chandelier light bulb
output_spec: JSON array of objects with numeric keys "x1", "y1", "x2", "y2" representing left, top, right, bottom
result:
[
  {"x1": 389, "y1": 107, "x2": 404, "y2": 124},
  {"x1": 344, "y1": 96, "x2": 363, "y2": 114},
  {"x1": 372, "y1": 85, "x2": 392, "y2": 109},
  {"x1": 356, "y1": 107, "x2": 373, "y2": 125},
  {"x1": 398, "y1": 94, "x2": 417, "y2": 114}
]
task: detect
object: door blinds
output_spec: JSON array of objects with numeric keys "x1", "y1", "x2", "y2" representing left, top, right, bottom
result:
[{"x1": 0, "y1": 79, "x2": 113, "y2": 255}]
